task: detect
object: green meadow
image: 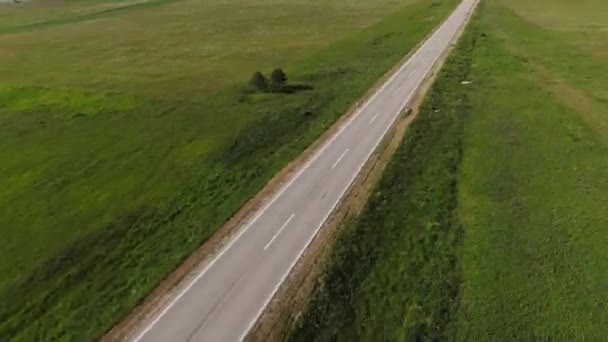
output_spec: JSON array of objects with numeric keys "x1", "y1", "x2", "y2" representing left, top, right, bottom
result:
[{"x1": 0, "y1": 0, "x2": 460, "y2": 340}]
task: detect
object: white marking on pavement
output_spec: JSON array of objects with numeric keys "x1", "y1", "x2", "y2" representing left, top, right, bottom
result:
[
  {"x1": 264, "y1": 214, "x2": 296, "y2": 250},
  {"x1": 369, "y1": 112, "x2": 381, "y2": 124},
  {"x1": 392, "y1": 84, "x2": 403, "y2": 95},
  {"x1": 331, "y1": 149, "x2": 350, "y2": 169}
]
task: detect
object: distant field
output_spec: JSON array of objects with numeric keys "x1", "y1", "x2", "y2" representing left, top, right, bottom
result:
[
  {"x1": 0, "y1": 0, "x2": 460, "y2": 340},
  {"x1": 291, "y1": 0, "x2": 608, "y2": 339}
]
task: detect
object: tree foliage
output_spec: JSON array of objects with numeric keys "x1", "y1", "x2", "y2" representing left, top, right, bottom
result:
[
  {"x1": 270, "y1": 68, "x2": 288, "y2": 91},
  {"x1": 249, "y1": 71, "x2": 268, "y2": 92}
]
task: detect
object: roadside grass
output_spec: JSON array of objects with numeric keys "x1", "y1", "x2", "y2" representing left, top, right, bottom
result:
[
  {"x1": 289, "y1": 18, "x2": 477, "y2": 341},
  {"x1": 290, "y1": 0, "x2": 608, "y2": 340},
  {"x1": 455, "y1": 0, "x2": 608, "y2": 339},
  {"x1": 0, "y1": 0, "x2": 460, "y2": 340}
]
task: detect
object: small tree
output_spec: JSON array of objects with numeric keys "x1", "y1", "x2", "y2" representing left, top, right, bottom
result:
[
  {"x1": 249, "y1": 71, "x2": 268, "y2": 92},
  {"x1": 270, "y1": 68, "x2": 288, "y2": 91}
]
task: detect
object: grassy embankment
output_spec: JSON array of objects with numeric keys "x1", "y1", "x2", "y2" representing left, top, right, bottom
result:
[
  {"x1": 291, "y1": 0, "x2": 608, "y2": 340},
  {"x1": 0, "y1": 0, "x2": 459, "y2": 340}
]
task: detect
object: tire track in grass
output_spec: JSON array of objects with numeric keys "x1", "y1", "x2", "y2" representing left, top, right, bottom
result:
[{"x1": 0, "y1": 0, "x2": 175, "y2": 34}]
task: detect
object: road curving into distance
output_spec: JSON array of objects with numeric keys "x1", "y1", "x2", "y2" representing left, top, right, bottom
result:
[{"x1": 132, "y1": 0, "x2": 479, "y2": 340}]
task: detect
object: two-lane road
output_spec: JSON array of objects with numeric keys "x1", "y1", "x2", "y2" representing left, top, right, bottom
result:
[{"x1": 133, "y1": 0, "x2": 478, "y2": 340}]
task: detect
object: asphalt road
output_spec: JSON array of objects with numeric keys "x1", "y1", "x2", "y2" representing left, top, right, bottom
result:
[{"x1": 132, "y1": 0, "x2": 478, "y2": 340}]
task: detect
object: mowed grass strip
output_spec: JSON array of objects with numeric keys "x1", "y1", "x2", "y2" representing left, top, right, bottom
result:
[
  {"x1": 291, "y1": 0, "x2": 608, "y2": 340},
  {"x1": 0, "y1": 0, "x2": 460, "y2": 340},
  {"x1": 455, "y1": 0, "x2": 608, "y2": 339},
  {"x1": 289, "y1": 17, "x2": 477, "y2": 341}
]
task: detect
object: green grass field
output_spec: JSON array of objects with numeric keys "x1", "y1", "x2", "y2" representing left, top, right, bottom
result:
[
  {"x1": 0, "y1": 0, "x2": 461, "y2": 340},
  {"x1": 457, "y1": 0, "x2": 608, "y2": 338},
  {"x1": 290, "y1": 0, "x2": 608, "y2": 340}
]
